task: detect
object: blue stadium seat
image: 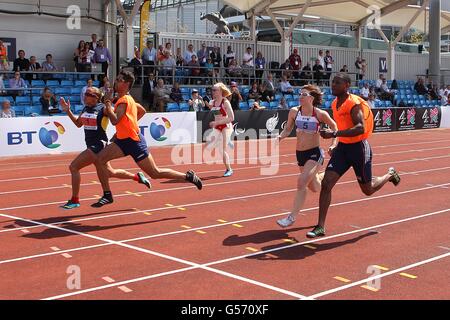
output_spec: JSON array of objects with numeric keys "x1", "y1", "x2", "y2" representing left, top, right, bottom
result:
[
  {"x1": 166, "y1": 102, "x2": 180, "y2": 112},
  {"x1": 12, "y1": 105, "x2": 25, "y2": 116},
  {"x1": 269, "y1": 102, "x2": 279, "y2": 109},
  {"x1": 73, "y1": 104, "x2": 85, "y2": 114},
  {"x1": 15, "y1": 96, "x2": 31, "y2": 106},
  {"x1": 324, "y1": 101, "x2": 332, "y2": 109},
  {"x1": 274, "y1": 94, "x2": 283, "y2": 101},
  {"x1": 32, "y1": 96, "x2": 41, "y2": 105},
  {"x1": 92, "y1": 80, "x2": 100, "y2": 87},
  {"x1": 70, "y1": 87, "x2": 82, "y2": 95},
  {"x1": 0, "y1": 96, "x2": 15, "y2": 105},
  {"x1": 31, "y1": 80, "x2": 45, "y2": 87},
  {"x1": 46, "y1": 80, "x2": 60, "y2": 87},
  {"x1": 61, "y1": 80, "x2": 74, "y2": 87},
  {"x1": 288, "y1": 101, "x2": 298, "y2": 108},
  {"x1": 55, "y1": 87, "x2": 72, "y2": 95},
  {"x1": 260, "y1": 101, "x2": 270, "y2": 108},
  {"x1": 182, "y1": 94, "x2": 190, "y2": 101},
  {"x1": 239, "y1": 102, "x2": 249, "y2": 110},
  {"x1": 284, "y1": 94, "x2": 293, "y2": 100},
  {"x1": 74, "y1": 80, "x2": 86, "y2": 87},
  {"x1": 180, "y1": 87, "x2": 190, "y2": 95},
  {"x1": 25, "y1": 105, "x2": 42, "y2": 116},
  {"x1": 179, "y1": 102, "x2": 190, "y2": 112},
  {"x1": 69, "y1": 95, "x2": 81, "y2": 104}
]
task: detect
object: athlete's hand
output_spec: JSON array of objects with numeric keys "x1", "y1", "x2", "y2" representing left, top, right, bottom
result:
[
  {"x1": 328, "y1": 144, "x2": 337, "y2": 157},
  {"x1": 320, "y1": 129, "x2": 335, "y2": 139},
  {"x1": 59, "y1": 97, "x2": 70, "y2": 113}
]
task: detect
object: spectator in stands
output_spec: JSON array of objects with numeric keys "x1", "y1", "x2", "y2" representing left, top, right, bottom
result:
[
  {"x1": 203, "y1": 87, "x2": 213, "y2": 109},
  {"x1": 429, "y1": 83, "x2": 440, "y2": 101},
  {"x1": 414, "y1": 77, "x2": 428, "y2": 95},
  {"x1": 142, "y1": 40, "x2": 156, "y2": 75},
  {"x1": 183, "y1": 44, "x2": 196, "y2": 65},
  {"x1": 277, "y1": 97, "x2": 288, "y2": 109},
  {"x1": 142, "y1": 73, "x2": 157, "y2": 110},
  {"x1": 263, "y1": 73, "x2": 276, "y2": 97},
  {"x1": 175, "y1": 47, "x2": 184, "y2": 66},
  {"x1": 312, "y1": 59, "x2": 324, "y2": 85},
  {"x1": 324, "y1": 50, "x2": 334, "y2": 85},
  {"x1": 78, "y1": 42, "x2": 93, "y2": 72},
  {"x1": 26, "y1": 56, "x2": 42, "y2": 81},
  {"x1": 439, "y1": 86, "x2": 449, "y2": 105},
  {"x1": 223, "y1": 46, "x2": 235, "y2": 68},
  {"x1": 248, "y1": 82, "x2": 261, "y2": 101},
  {"x1": 360, "y1": 82, "x2": 370, "y2": 100},
  {"x1": 299, "y1": 62, "x2": 313, "y2": 85},
  {"x1": 170, "y1": 82, "x2": 183, "y2": 103},
  {"x1": 0, "y1": 40, "x2": 9, "y2": 71},
  {"x1": 197, "y1": 43, "x2": 209, "y2": 70},
  {"x1": 317, "y1": 49, "x2": 325, "y2": 69},
  {"x1": 255, "y1": 51, "x2": 265, "y2": 80},
  {"x1": 13, "y1": 50, "x2": 30, "y2": 72},
  {"x1": 280, "y1": 75, "x2": 294, "y2": 95},
  {"x1": 360, "y1": 59, "x2": 367, "y2": 81},
  {"x1": 446, "y1": 94, "x2": 450, "y2": 106},
  {"x1": 0, "y1": 74, "x2": 6, "y2": 95},
  {"x1": 188, "y1": 89, "x2": 205, "y2": 111},
  {"x1": 93, "y1": 39, "x2": 112, "y2": 83},
  {"x1": 80, "y1": 79, "x2": 93, "y2": 106},
  {"x1": 229, "y1": 81, "x2": 242, "y2": 110},
  {"x1": 8, "y1": 71, "x2": 27, "y2": 97},
  {"x1": 280, "y1": 58, "x2": 293, "y2": 79},
  {"x1": 0, "y1": 100, "x2": 15, "y2": 118},
  {"x1": 42, "y1": 54, "x2": 58, "y2": 80},
  {"x1": 210, "y1": 46, "x2": 222, "y2": 75},
  {"x1": 227, "y1": 59, "x2": 242, "y2": 79},
  {"x1": 186, "y1": 55, "x2": 201, "y2": 84},
  {"x1": 74, "y1": 40, "x2": 85, "y2": 71},
  {"x1": 289, "y1": 48, "x2": 302, "y2": 84},
  {"x1": 205, "y1": 58, "x2": 215, "y2": 83},
  {"x1": 379, "y1": 79, "x2": 394, "y2": 102},
  {"x1": 40, "y1": 87, "x2": 58, "y2": 115},
  {"x1": 129, "y1": 46, "x2": 142, "y2": 84},
  {"x1": 354, "y1": 56, "x2": 363, "y2": 81},
  {"x1": 250, "y1": 101, "x2": 265, "y2": 110},
  {"x1": 153, "y1": 78, "x2": 172, "y2": 112},
  {"x1": 375, "y1": 74, "x2": 385, "y2": 90},
  {"x1": 164, "y1": 42, "x2": 173, "y2": 57},
  {"x1": 100, "y1": 78, "x2": 113, "y2": 100},
  {"x1": 161, "y1": 51, "x2": 176, "y2": 84},
  {"x1": 259, "y1": 83, "x2": 272, "y2": 102},
  {"x1": 157, "y1": 45, "x2": 166, "y2": 64},
  {"x1": 367, "y1": 93, "x2": 380, "y2": 109},
  {"x1": 242, "y1": 47, "x2": 254, "y2": 68},
  {"x1": 89, "y1": 34, "x2": 98, "y2": 51},
  {"x1": 390, "y1": 79, "x2": 399, "y2": 91},
  {"x1": 340, "y1": 65, "x2": 349, "y2": 73}
]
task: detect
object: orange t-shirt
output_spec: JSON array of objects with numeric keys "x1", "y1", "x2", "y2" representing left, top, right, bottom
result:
[
  {"x1": 331, "y1": 94, "x2": 373, "y2": 144},
  {"x1": 114, "y1": 95, "x2": 140, "y2": 141},
  {"x1": 0, "y1": 46, "x2": 7, "y2": 60}
]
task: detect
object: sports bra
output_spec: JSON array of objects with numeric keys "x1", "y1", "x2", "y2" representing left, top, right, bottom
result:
[{"x1": 295, "y1": 106, "x2": 320, "y2": 134}]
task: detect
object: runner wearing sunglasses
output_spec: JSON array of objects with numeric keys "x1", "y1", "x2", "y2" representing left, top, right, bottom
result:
[
  {"x1": 277, "y1": 85, "x2": 338, "y2": 228},
  {"x1": 59, "y1": 86, "x2": 151, "y2": 209}
]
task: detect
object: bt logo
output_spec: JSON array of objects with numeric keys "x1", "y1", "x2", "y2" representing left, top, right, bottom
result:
[
  {"x1": 139, "y1": 117, "x2": 172, "y2": 142},
  {"x1": 7, "y1": 121, "x2": 65, "y2": 148}
]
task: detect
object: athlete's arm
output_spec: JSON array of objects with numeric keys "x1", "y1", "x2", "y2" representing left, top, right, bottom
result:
[
  {"x1": 60, "y1": 97, "x2": 82, "y2": 128},
  {"x1": 321, "y1": 104, "x2": 364, "y2": 139},
  {"x1": 278, "y1": 108, "x2": 296, "y2": 140},
  {"x1": 106, "y1": 102, "x2": 127, "y2": 126},
  {"x1": 136, "y1": 103, "x2": 146, "y2": 121},
  {"x1": 210, "y1": 99, "x2": 234, "y2": 127},
  {"x1": 317, "y1": 109, "x2": 338, "y2": 145}
]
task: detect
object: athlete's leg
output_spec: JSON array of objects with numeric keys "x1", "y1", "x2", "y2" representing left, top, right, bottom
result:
[
  {"x1": 308, "y1": 170, "x2": 324, "y2": 193},
  {"x1": 69, "y1": 149, "x2": 96, "y2": 198},
  {"x1": 221, "y1": 128, "x2": 232, "y2": 172},
  {"x1": 94, "y1": 143, "x2": 126, "y2": 192},
  {"x1": 317, "y1": 170, "x2": 341, "y2": 228}
]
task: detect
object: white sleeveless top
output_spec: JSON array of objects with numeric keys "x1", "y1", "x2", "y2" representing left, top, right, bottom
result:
[{"x1": 295, "y1": 106, "x2": 320, "y2": 134}]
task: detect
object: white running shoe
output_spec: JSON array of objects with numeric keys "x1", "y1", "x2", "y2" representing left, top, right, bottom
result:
[{"x1": 277, "y1": 215, "x2": 295, "y2": 228}]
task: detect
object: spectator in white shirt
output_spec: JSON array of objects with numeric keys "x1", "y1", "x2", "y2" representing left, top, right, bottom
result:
[
  {"x1": 360, "y1": 83, "x2": 370, "y2": 100},
  {"x1": 317, "y1": 50, "x2": 325, "y2": 69},
  {"x1": 188, "y1": 89, "x2": 205, "y2": 111},
  {"x1": 375, "y1": 74, "x2": 385, "y2": 89},
  {"x1": 280, "y1": 75, "x2": 294, "y2": 94},
  {"x1": 243, "y1": 47, "x2": 254, "y2": 67},
  {"x1": 80, "y1": 79, "x2": 93, "y2": 106},
  {"x1": 183, "y1": 44, "x2": 196, "y2": 65},
  {"x1": 0, "y1": 100, "x2": 15, "y2": 118}
]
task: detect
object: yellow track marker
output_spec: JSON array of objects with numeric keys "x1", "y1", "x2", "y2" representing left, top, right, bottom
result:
[
  {"x1": 361, "y1": 285, "x2": 379, "y2": 292},
  {"x1": 62, "y1": 184, "x2": 70, "y2": 187},
  {"x1": 399, "y1": 272, "x2": 417, "y2": 279},
  {"x1": 102, "y1": 277, "x2": 115, "y2": 283},
  {"x1": 132, "y1": 208, "x2": 140, "y2": 211},
  {"x1": 373, "y1": 265, "x2": 389, "y2": 271},
  {"x1": 143, "y1": 211, "x2": 152, "y2": 216},
  {"x1": 165, "y1": 204, "x2": 174, "y2": 207},
  {"x1": 91, "y1": 180, "x2": 99, "y2": 184},
  {"x1": 118, "y1": 286, "x2": 132, "y2": 293},
  {"x1": 181, "y1": 225, "x2": 191, "y2": 229},
  {"x1": 232, "y1": 224, "x2": 243, "y2": 228},
  {"x1": 125, "y1": 191, "x2": 142, "y2": 197},
  {"x1": 283, "y1": 239, "x2": 296, "y2": 244},
  {"x1": 196, "y1": 230, "x2": 206, "y2": 234},
  {"x1": 333, "y1": 276, "x2": 351, "y2": 283},
  {"x1": 245, "y1": 247, "x2": 259, "y2": 252},
  {"x1": 217, "y1": 219, "x2": 227, "y2": 223},
  {"x1": 177, "y1": 207, "x2": 186, "y2": 211},
  {"x1": 303, "y1": 244, "x2": 317, "y2": 250}
]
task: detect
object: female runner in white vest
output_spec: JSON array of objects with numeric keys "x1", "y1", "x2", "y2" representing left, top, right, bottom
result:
[{"x1": 277, "y1": 85, "x2": 338, "y2": 227}]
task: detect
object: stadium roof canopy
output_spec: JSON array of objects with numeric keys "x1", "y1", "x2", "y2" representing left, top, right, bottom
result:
[{"x1": 223, "y1": 0, "x2": 450, "y2": 33}]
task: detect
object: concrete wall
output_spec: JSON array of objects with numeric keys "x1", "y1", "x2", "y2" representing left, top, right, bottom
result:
[{"x1": 0, "y1": 0, "x2": 112, "y2": 72}]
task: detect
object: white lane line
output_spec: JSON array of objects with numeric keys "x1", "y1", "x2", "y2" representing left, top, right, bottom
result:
[
  {"x1": 1, "y1": 165, "x2": 449, "y2": 237},
  {"x1": 2, "y1": 151, "x2": 449, "y2": 213},
  {"x1": 0, "y1": 212, "x2": 307, "y2": 300},
  {"x1": 304, "y1": 252, "x2": 450, "y2": 300},
  {"x1": 438, "y1": 246, "x2": 450, "y2": 251},
  {"x1": 41, "y1": 207, "x2": 450, "y2": 300}
]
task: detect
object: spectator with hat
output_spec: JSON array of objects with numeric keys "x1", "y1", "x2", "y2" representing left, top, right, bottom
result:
[
  {"x1": 188, "y1": 89, "x2": 205, "y2": 111},
  {"x1": 228, "y1": 81, "x2": 242, "y2": 110}
]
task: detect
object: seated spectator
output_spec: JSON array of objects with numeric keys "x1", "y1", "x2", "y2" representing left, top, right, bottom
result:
[
  {"x1": 205, "y1": 58, "x2": 215, "y2": 80},
  {"x1": 28, "y1": 55, "x2": 42, "y2": 81},
  {"x1": 210, "y1": 46, "x2": 222, "y2": 73},
  {"x1": 183, "y1": 44, "x2": 195, "y2": 65},
  {"x1": 429, "y1": 83, "x2": 440, "y2": 101},
  {"x1": 8, "y1": 71, "x2": 27, "y2": 97},
  {"x1": 161, "y1": 51, "x2": 176, "y2": 84},
  {"x1": 197, "y1": 43, "x2": 209, "y2": 69},
  {"x1": 142, "y1": 73, "x2": 157, "y2": 110},
  {"x1": 170, "y1": 82, "x2": 183, "y2": 103},
  {"x1": 414, "y1": 77, "x2": 428, "y2": 95},
  {"x1": 250, "y1": 101, "x2": 265, "y2": 110},
  {"x1": 280, "y1": 76, "x2": 293, "y2": 95},
  {"x1": 248, "y1": 82, "x2": 261, "y2": 101},
  {"x1": 312, "y1": 59, "x2": 324, "y2": 85},
  {"x1": 80, "y1": 79, "x2": 93, "y2": 106},
  {"x1": 13, "y1": 49, "x2": 30, "y2": 72},
  {"x1": 391, "y1": 79, "x2": 399, "y2": 91},
  {"x1": 379, "y1": 79, "x2": 394, "y2": 101},
  {"x1": 228, "y1": 81, "x2": 242, "y2": 110},
  {"x1": 186, "y1": 55, "x2": 201, "y2": 84},
  {"x1": 446, "y1": 94, "x2": 450, "y2": 106},
  {"x1": 360, "y1": 82, "x2": 370, "y2": 100},
  {"x1": 188, "y1": 89, "x2": 205, "y2": 111},
  {"x1": 42, "y1": 54, "x2": 58, "y2": 80},
  {"x1": 0, "y1": 74, "x2": 6, "y2": 95},
  {"x1": 299, "y1": 63, "x2": 313, "y2": 85},
  {"x1": 175, "y1": 47, "x2": 184, "y2": 66},
  {"x1": 223, "y1": 46, "x2": 235, "y2": 68},
  {"x1": 0, "y1": 100, "x2": 15, "y2": 118},
  {"x1": 440, "y1": 86, "x2": 449, "y2": 105},
  {"x1": 260, "y1": 83, "x2": 273, "y2": 102},
  {"x1": 164, "y1": 42, "x2": 173, "y2": 58},
  {"x1": 340, "y1": 65, "x2": 349, "y2": 73},
  {"x1": 367, "y1": 93, "x2": 380, "y2": 108},
  {"x1": 153, "y1": 79, "x2": 172, "y2": 112},
  {"x1": 263, "y1": 73, "x2": 276, "y2": 96},
  {"x1": 40, "y1": 87, "x2": 59, "y2": 115},
  {"x1": 375, "y1": 74, "x2": 385, "y2": 90},
  {"x1": 280, "y1": 58, "x2": 293, "y2": 79},
  {"x1": 278, "y1": 97, "x2": 288, "y2": 109},
  {"x1": 227, "y1": 59, "x2": 242, "y2": 78},
  {"x1": 255, "y1": 51, "x2": 265, "y2": 79},
  {"x1": 203, "y1": 87, "x2": 213, "y2": 109},
  {"x1": 100, "y1": 78, "x2": 113, "y2": 100}
]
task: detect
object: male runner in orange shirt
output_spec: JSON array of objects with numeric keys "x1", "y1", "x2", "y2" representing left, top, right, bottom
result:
[
  {"x1": 307, "y1": 73, "x2": 400, "y2": 238},
  {"x1": 92, "y1": 70, "x2": 202, "y2": 207}
]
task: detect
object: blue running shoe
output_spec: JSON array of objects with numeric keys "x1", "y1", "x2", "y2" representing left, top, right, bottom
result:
[
  {"x1": 137, "y1": 172, "x2": 151, "y2": 189},
  {"x1": 60, "y1": 200, "x2": 80, "y2": 210},
  {"x1": 223, "y1": 169, "x2": 233, "y2": 177}
]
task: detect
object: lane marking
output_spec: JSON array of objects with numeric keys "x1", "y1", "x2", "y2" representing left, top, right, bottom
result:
[
  {"x1": 438, "y1": 246, "x2": 450, "y2": 251},
  {"x1": 217, "y1": 219, "x2": 227, "y2": 223},
  {"x1": 50, "y1": 247, "x2": 60, "y2": 252},
  {"x1": 165, "y1": 204, "x2": 174, "y2": 207},
  {"x1": 181, "y1": 225, "x2": 191, "y2": 229},
  {"x1": 177, "y1": 207, "x2": 186, "y2": 211},
  {"x1": 232, "y1": 224, "x2": 243, "y2": 228},
  {"x1": 265, "y1": 254, "x2": 278, "y2": 259},
  {"x1": 125, "y1": 191, "x2": 142, "y2": 197},
  {"x1": 333, "y1": 276, "x2": 351, "y2": 283},
  {"x1": 246, "y1": 247, "x2": 259, "y2": 252},
  {"x1": 360, "y1": 285, "x2": 379, "y2": 292},
  {"x1": 118, "y1": 286, "x2": 132, "y2": 293},
  {"x1": 399, "y1": 272, "x2": 417, "y2": 279},
  {"x1": 373, "y1": 265, "x2": 389, "y2": 271},
  {"x1": 102, "y1": 277, "x2": 115, "y2": 283},
  {"x1": 143, "y1": 212, "x2": 152, "y2": 216},
  {"x1": 283, "y1": 239, "x2": 297, "y2": 244},
  {"x1": 195, "y1": 230, "x2": 206, "y2": 234},
  {"x1": 303, "y1": 245, "x2": 317, "y2": 250},
  {"x1": 304, "y1": 252, "x2": 450, "y2": 299},
  {"x1": 61, "y1": 253, "x2": 72, "y2": 258}
]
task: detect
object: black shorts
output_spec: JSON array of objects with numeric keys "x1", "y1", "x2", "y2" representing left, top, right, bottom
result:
[
  {"x1": 296, "y1": 147, "x2": 325, "y2": 167},
  {"x1": 87, "y1": 140, "x2": 107, "y2": 154},
  {"x1": 326, "y1": 140, "x2": 372, "y2": 184},
  {"x1": 114, "y1": 133, "x2": 149, "y2": 163}
]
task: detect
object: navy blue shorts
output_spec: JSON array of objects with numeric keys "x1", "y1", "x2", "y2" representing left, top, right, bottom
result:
[
  {"x1": 326, "y1": 140, "x2": 372, "y2": 184},
  {"x1": 87, "y1": 140, "x2": 107, "y2": 154},
  {"x1": 296, "y1": 147, "x2": 324, "y2": 167},
  {"x1": 114, "y1": 133, "x2": 149, "y2": 163}
]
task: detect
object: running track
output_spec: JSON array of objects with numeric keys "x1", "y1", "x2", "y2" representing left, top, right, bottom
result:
[{"x1": 0, "y1": 129, "x2": 449, "y2": 300}]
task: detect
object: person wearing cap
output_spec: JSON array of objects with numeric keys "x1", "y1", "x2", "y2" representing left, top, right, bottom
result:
[
  {"x1": 229, "y1": 82, "x2": 242, "y2": 110},
  {"x1": 188, "y1": 89, "x2": 205, "y2": 111}
]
